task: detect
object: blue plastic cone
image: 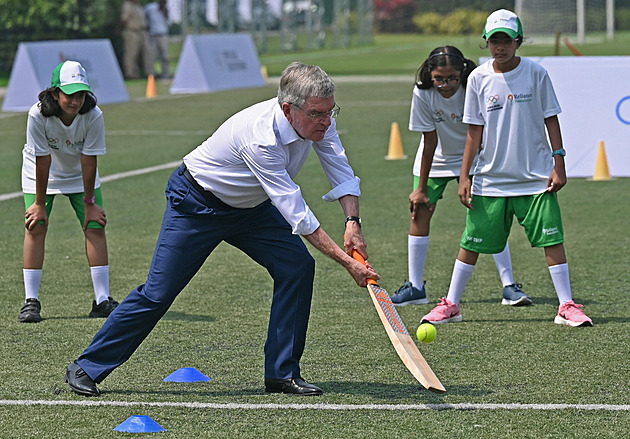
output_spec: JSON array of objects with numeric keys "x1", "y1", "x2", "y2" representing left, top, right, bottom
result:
[
  {"x1": 113, "y1": 415, "x2": 166, "y2": 433},
  {"x1": 163, "y1": 367, "x2": 211, "y2": 382}
]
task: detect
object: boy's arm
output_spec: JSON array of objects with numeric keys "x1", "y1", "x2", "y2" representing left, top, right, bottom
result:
[
  {"x1": 545, "y1": 115, "x2": 567, "y2": 192},
  {"x1": 458, "y1": 124, "x2": 483, "y2": 209}
]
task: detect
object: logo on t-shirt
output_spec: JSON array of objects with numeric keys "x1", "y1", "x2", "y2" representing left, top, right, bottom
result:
[
  {"x1": 47, "y1": 137, "x2": 60, "y2": 150},
  {"x1": 432, "y1": 109, "x2": 445, "y2": 123},
  {"x1": 485, "y1": 94, "x2": 502, "y2": 112},
  {"x1": 508, "y1": 93, "x2": 533, "y2": 103}
]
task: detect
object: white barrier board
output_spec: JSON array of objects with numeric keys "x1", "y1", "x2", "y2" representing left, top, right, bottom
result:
[
  {"x1": 170, "y1": 34, "x2": 265, "y2": 94},
  {"x1": 2, "y1": 39, "x2": 129, "y2": 112},
  {"x1": 478, "y1": 56, "x2": 630, "y2": 177}
]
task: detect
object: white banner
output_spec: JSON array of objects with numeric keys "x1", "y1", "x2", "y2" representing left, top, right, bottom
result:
[{"x1": 2, "y1": 39, "x2": 128, "y2": 112}]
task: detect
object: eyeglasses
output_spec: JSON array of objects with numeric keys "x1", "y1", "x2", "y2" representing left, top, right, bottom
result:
[
  {"x1": 432, "y1": 76, "x2": 460, "y2": 88},
  {"x1": 292, "y1": 103, "x2": 341, "y2": 122}
]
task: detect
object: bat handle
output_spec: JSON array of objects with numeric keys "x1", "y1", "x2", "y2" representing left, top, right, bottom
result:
[{"x1": 352, "y1": 250, "x2": 377, "y2": 285}]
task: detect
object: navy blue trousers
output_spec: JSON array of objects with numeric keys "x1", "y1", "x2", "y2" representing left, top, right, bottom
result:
[{"x1": 78, "y1": 165, "x2": 315, "y2": 382}]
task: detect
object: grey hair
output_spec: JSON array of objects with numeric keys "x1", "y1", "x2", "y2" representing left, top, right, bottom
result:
[{"x1": 277, "y1": 62, "x2": 335, "y2": 107}]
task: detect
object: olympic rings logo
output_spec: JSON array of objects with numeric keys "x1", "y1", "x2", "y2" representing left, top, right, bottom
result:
[
  {"x1": 616, "y1": 96, "x2": 630, "y2": 125},
  {"x1": 486, "y1": 94, "x2": 500, "y2": 104}
]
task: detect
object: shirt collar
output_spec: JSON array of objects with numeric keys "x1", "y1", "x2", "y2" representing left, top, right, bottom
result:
[{"x1": 274, "y1": 102, "x2": 304, "y2": 145}]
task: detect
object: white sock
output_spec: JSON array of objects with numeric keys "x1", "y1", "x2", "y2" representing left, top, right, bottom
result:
[
  {"x1": 23, "y1": 269, "x2": 43, "y2": 301},
  {"x1": 446, "y1": 259, "x2": 476, "y2": 305},
  {"x1": 408, "y1": 235, "x2": 430, "y2": 288},
  {"x1": 90, "y1": 265, "x2": 110, "y2": 305},
  {"x1": 492, "y1": 242, "x2": 514, "y2": 287},
  {"x1": 548, "y1": 263, "x2": 572, "y2": 304}
]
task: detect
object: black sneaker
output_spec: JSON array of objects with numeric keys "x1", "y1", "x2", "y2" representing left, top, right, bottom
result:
[
  {"x1": 390, "y1": 280, "x2": 429, "y2": 306},
  {"x1": 18, "y1": 298, "x2": 42, "y2": 323},
  {"x1": 89, "y1": 296, "x2": 119, "y2": 318},
  {"x1": 501, "y1": 283, "x2": 532, "y2": 306}
]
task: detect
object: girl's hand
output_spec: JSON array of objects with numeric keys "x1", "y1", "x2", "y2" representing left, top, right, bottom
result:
[
  {"x1": 409, "y1": 187, "x2": 430, "y2": 220},
  {"x1": 25, "y1": 203, "x2": 48, "y2": 230},
  {"x1": 83, "y1": 204, "x2": 107, "y2": 230}
]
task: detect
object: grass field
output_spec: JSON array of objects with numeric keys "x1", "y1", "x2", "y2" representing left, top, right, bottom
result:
[{"x1": 1, "y1": 43, "x2": 629, "y2": 438}]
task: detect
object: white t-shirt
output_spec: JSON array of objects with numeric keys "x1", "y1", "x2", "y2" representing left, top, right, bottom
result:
[
  {"x1": 463, "y1": 58, "x2": 562, "y2": 196},
  {"x1": 183, "y1": 98, "x2": 361, "y2": 236},
  {"x1": 409, "y1": 86, "x2": 471, "y2": 177},
  {"x1": 22, "y1": 103, "x2": 106, "y2": 194}
]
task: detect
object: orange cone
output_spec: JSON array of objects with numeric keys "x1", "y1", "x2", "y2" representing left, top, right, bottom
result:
[
  {"x1": 591, "y1": 140, "x2": 612, "y2": 181},
  {"x1": 385, "y1": 122, "x2": 407, "y2": 160},
  {"x1": 146, "y1": 74, "x2": 157, "y2": 98}
]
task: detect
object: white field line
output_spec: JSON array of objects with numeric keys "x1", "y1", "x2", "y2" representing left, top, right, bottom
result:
[
  {"x1": 0, "y1": 161, "x2": 182, "y2": 202},
  {"x1": 0, "y1": 400, "x2": 629, "y2": 411}
]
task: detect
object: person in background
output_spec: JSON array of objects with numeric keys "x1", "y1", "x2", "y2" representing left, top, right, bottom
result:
[
  {"x1": 19, "y1": 60, "x2": 118, "y2": 323},
  {"x1": 145, "y1": 0, "x2": 171, "y2": 79},
  {"x1": 65, "y1": 62, "x2": 379, "y2": 397},
  {"x1": 421, "y1": 10, "x2": 592, "y2": 327},
  {"x1": 391, "y1": 46, "x2": 530, "y2": 308},
  {"x1": 120, "y1": 0, "x2": 153, "y2": 79}
]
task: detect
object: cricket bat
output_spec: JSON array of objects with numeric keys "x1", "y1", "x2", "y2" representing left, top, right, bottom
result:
[{"x1": 353, "y1": 250, "x2": 446, "y2": 393}]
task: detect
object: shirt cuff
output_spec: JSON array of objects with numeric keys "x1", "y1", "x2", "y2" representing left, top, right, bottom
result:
[
  {"x1": 293, "y1": 210, "x2": 320, "y2": 236},
  {"x1": 322, "y1": 176, "x2": 361, "y2": 202}
]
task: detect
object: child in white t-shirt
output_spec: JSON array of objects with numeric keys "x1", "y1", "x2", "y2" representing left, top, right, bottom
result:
[
  {"x1": 391, "y1": 46, "x2": 531, "y2": 308},
  {"x1": 19, "y1": 61, "x2": 118, "y2": 323},
  {"x1": 421, "y1": 9, "x2": 592, "y2": 327}
]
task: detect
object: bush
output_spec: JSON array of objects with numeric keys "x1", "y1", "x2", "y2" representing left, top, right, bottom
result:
[
  {"x1": 414, "y1": 9, "x2": 488, "y2": 35},
  {"x1": 413, "y1": 12, "x2": 442, "y2": 34}
]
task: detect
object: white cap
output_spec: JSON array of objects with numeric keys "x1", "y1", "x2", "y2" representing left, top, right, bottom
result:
[{"x1": 483, "y1": 9, "x2": 523, "y2": 39}]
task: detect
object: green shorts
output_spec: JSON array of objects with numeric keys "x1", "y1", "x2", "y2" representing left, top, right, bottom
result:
[
  {"x1": 24, "y1": 188, "x2": 104, "y2": 229},
  {"x1": 413, "y1": 175, "x2": 460, "y2": 206},
  {"x1": 460, "y1": 192, "x2": 564, "y2": 254}
]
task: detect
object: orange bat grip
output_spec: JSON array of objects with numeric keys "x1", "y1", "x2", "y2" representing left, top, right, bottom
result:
[{"x1": 352, "y1": 250, "x2": 377, "y2": 285}]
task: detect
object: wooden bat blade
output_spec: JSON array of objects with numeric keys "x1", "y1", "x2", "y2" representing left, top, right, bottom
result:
[
  {"x1": 352, "y1": 250, "x2": 445, "y2": 392},
  {"x1": 367, "y1": 283, "x2": 446, "y2": 394}
]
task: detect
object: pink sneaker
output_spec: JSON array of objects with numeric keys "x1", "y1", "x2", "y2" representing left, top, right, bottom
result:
[
  {"x1": 421, "y1": 298, "x2": 462, "y2": 324},
  {"x1": 554, "y1": 301, "x2": 593, "y2": 327}
]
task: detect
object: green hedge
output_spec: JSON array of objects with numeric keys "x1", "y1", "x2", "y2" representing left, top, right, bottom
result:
[{"x1": 413, "y1": 9, "x2": 488, "y2": 35}]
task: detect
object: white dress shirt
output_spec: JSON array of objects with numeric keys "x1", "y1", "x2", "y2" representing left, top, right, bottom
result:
[{"x1": 183, "y1": 98, "x2": 361, "y2": 235}]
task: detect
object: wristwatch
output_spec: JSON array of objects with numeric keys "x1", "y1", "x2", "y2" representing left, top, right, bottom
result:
[
  {"x1": 345, "y1": 216, "x2": 362, "y2": 228},
  {"x1": 551, "y1": 148, "x2": 566, "y2": 157}
]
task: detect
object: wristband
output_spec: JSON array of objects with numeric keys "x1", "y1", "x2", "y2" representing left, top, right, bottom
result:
[
  {"x1": 345, "y1": 216, "x2": 361, "y2": 228},
  {"x1": 83, "y1": 195, "x2": 96, "y2": 205},
  {"x1": 551, "y1": 148, "x2": 566, "y2": 157}
]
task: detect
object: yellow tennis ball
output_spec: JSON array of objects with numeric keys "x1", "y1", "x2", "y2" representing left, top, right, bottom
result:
[{"x1": 416, "y1": 323, "x2": 436, "y2": 344}]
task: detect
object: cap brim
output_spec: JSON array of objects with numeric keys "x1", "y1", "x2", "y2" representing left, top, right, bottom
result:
[
  {"x1": 59, "y1": 83, "x2": 92, "y2": 95},
  {"x1": 484, "y1": 28, "x2": 520, "y2": 39}
]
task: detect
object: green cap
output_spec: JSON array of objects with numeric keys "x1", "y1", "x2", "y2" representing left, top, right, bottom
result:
[
  {"x1": 483, "y1": 9, "x2": 523, "y2": 39},
  {"x1": 51, "y1": 61, "x2": 92, "y2": 95}
]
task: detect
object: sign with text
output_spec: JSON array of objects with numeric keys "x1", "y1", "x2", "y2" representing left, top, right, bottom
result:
[
  {"x1": 170, "y1": 33, "x2": 265, "y2": 94},
  {"x1": 2, "y1": 39, "x2": 128, "y2": 112}
]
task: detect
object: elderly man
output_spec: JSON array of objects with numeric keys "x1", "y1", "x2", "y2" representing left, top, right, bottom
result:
[{"x1": 65, "y1": 62, "x2": 379, "y2": 397}]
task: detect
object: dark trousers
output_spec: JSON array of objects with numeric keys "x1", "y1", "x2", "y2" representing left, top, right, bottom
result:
[{"x1": 78, "y1": 165, "x2": 315, "y2": 382}]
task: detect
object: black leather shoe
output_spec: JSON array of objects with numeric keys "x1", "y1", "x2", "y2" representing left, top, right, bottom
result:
[
  {"x1": 265, "y1": 377, "x2": 323, "y2": 396},
  {"x1": 65, "y1": 361, "x2": 100, "y2": 397}
]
